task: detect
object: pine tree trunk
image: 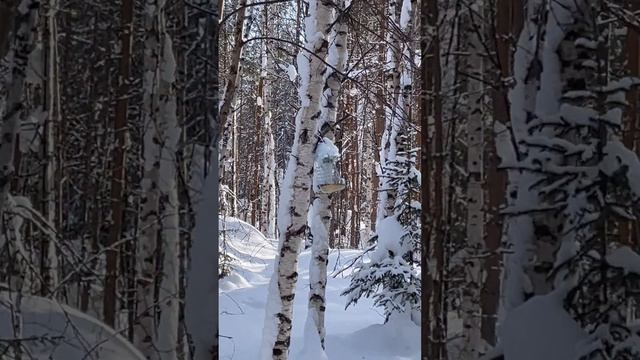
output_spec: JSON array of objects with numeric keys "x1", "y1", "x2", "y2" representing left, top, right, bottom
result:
[
  {"x1": 260, "y1": 0, "x2": 331, "y2": 356},
  {"x1": 422, "y1": 0, "x2": 445, "y2": 357},
  {"x1": 104, "y1": 0, "x2": 134, "y2": 327},
  {"x1": 38, "y1": 0, "x2": 59, "y2": 297},
  {"x1": 481, "y1": 0, "x2": 514, "y2": 345},
  {"x1": 621, "y1": 0, "x2": 640, "y2": 246}
]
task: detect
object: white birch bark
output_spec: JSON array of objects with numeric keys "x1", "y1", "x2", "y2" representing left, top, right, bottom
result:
[
  {"x1": 460, "y1": 2, "x2": 486, "y2": 356},
  {"x1": 259, "y1": 13, "x2": 277, "y2": 238},
  {"x1": 155, "y1": 20, "x2": 180, "y2": 360},
  {"x1": 306, "y1": 0, "x2": 348, "y2": 348},
  {"x1": 136, "y1": 0, "x2": 162, "y2": 355},
  {"x1": 135, "y1": 1, "x2": 179, "y2": 358},
  {"x1": 375, "y1": 0, "x2": 402, "y2": 227},
  {"x1": 259, "y1": 0, "x2": 331, "y2": 357}
]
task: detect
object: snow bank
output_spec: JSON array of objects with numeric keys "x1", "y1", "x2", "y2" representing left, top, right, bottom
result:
[
  {"x1": 499, "y1": 291, "x2": 587, "y2": 360},
  {"x1": 0, "y1": 292, "x2": 145, "y2": 360}
]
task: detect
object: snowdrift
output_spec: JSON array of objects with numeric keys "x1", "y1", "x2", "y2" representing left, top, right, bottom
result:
[{"x1": 0, "y1": 291, "x2": 145, "y2": 360}]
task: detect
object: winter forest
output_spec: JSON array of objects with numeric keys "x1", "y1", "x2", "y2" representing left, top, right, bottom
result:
[
  {"x1": 1, "y1": 0, "x2": 640, "y2": 359},
  {"x1": 220, "y1": 0, "x2": 640, "y2": 358}
]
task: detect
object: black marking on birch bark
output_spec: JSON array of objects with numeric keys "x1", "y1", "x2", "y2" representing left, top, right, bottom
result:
[
  {"x1": 311, "y1": 110, "x2": 322, "y2": 120},
  {"x1": 300, "y1": 128, "x2": 309, "y2": 144},
  {"x1": 288, "y1": 225, "x2": 306, "y2": 237},
  {"x1": 286, "y1": 271, "x2": 298, "y2": 280},
  {"x1": 276, "y1": 337, "x2": 291, "y2": 347},
  {"x1": 281, "y1": 293, "x2": 295, "y2": 302},
  {"x1": 276, "y1": 312, "x2": 292, "y2": 323},
  {"x1": 280, "y1": 245, "x2": 293, "y2": 257}
]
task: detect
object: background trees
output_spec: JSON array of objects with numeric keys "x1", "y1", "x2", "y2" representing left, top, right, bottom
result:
[{"x1": 0, "y1": 0, "x2": 219, "y2": 359}]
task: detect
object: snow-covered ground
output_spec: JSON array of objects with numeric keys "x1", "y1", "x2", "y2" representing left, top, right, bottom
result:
[
  {"x1": 0, "y1": 291, "x2": 145, "y2": 360},
  {"x1": 219, "y1": 217, "x2": 420, "y2": 360}
]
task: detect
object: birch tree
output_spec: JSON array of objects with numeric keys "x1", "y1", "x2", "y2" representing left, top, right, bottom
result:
[
  {"x1": 259, "y1": 0, "x2": 331, "y2": 356},
  {"x1": 460, "y1": 0, "x2": 487, "y2": 357},
  {"x1": 135, "y1": 0, "x2": 163, "y2": 354},
  {"x1": 135, "y1": 0, "x2": 180, "y2": 358},
  {"x1": 259, "y1": 6, "x2": 277, "y2": 239},
  {"x1": 155, "y1": 27, "x2": 180, "y2": 360},
  {"x1": 306, "y1": 0, "x2": 348, "y2": 349}
]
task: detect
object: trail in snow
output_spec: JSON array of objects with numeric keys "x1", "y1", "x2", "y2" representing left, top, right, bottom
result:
[{"x1": 219, "y1": 217, "x2": 420, "y2": 360}]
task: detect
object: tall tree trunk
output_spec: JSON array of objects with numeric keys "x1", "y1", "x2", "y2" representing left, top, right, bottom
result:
[
  {"x1": 307, "y1": 0, "x2": 348, "y2": 348},
  {"x1": 376, "y1": 0, "x2": 403, "y2": 227},
  {"x1": 136, "y1": 0, "x2": 163, "y2": 355},
  {"x1": 183, "y1": 2, "x2": 220, "y2": 357},
  {"x1": 260, "y1": 5, "x2": 277, "y2": 238},
  {"x1": 40, "y1": 0, "x2": 59, "y2": 297},
  {"x1": 419, "y1": 0, "x2": 431, "y2": 350},
  {"x1": 422, "y1": 0, "x2": 445, "y2": 357},
  {"x1": 481, "y1": 0, "x2": 514, "y2": 345},
  {"x1": 260, "y1": 0, "x2": 331, "y2": 356},
  {"x1": 460, "y1": 2, "x2": 486, "y2": 357},
  {"x1": 155, "y1": 27, "x2": 180, "y2": 360},
  {"x1": 104, "y1": 0, "x2": 134, "y2": 327},
  {"x1": 621, "y1": 0, "x2": 640, "y2": 246}
]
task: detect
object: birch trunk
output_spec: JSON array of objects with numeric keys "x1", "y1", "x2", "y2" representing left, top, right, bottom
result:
[
  {"x1": 376, "y1": 0, "x2": 403, "y2": 227},
  {"x1": 136, "y1": 0, "x2": 163, "y2": 355},
  {"x1": 260, "y1": 0, "x2": 331, "y2": 357},
  {"x1": 259, "y1": 7, "x2": 277, "y2": 238},
  {"x1": 154, "y1": 9, "x2": 180, "y2": 360},
  {"x1": 307, "y1": 1, "x2": 348, "y2": 348},
  {"x1": 460, "y1": 2, "x2": 486, "y2": 357}
]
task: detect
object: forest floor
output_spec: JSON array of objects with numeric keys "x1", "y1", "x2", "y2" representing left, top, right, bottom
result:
[{"x1": 219, "y1": 216, "x2": 420, "y2": 360}]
